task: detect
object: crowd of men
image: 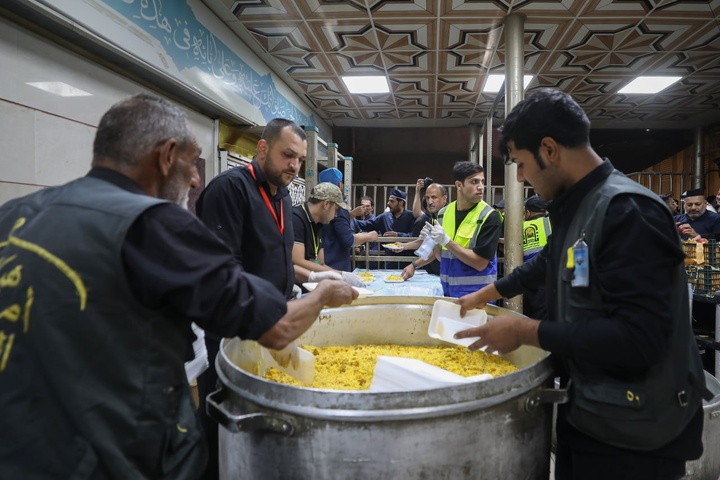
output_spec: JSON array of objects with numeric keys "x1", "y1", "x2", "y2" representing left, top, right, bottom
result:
[{"x1": 0, "y1": 88, "x2": 711, "y2": 480}]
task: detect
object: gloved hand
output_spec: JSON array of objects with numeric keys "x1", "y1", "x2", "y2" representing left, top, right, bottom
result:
[
  {"x1": 268, "y1": 341, "x2": 299, "y2": 368},
  {"x1": 291, "y1": 284, "x2": 303, "y2": 300},
  {"x1": 420, "y1": 221, "x2": 434, "y2": 241},
  {"x1": 341, "y1": 271, "x2": 366, "y2": 287},
  {"x1": 308, "y1": 270, "x2": 342, "y2": 282},
  {"x1": 430, "y1": 223, "x2": 451, "y2": 246}
]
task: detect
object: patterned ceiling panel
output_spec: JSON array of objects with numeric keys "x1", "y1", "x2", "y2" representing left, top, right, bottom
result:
[
  {"x1": 368, "y1": 0, "x2": 439, "y2": 17},
  {"x1": 205, "y1": 0, "x2": 720, "y2": 128}
]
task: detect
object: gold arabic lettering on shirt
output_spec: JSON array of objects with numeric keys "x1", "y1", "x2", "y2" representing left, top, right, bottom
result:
[
  {"x1": 0, "y1": 217, "x2": 87, "y2": 310},
  {"x1": 0, "y1": 217, "x2": 87, "y2": 371}
]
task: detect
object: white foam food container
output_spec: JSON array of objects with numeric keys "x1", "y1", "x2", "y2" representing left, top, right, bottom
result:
[
  {"x1": 370, "y1": 356, "x2": 492, "y2": 392},
  {"x1": 428, "y1": 299, "x2": 488, "y2": 348},
  {"x1": 303, "y1": 282, "x2": 373, "y2": 298},
  {"x1": 260, "y1": 345, "x2": 316, "y2": 385}
]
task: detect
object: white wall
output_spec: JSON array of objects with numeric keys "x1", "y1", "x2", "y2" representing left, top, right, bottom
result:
[
  {"x1": 0, "y1": 16, "x2": 216, "y2": 206},
  {"x1": 32, "y1": 0, "x2": 331, "y2": 138}
]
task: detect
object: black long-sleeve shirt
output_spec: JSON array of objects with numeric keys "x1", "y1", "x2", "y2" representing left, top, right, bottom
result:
[
  {"x1": 497, "y1": 160, "x2": 683, "y2": 371},
  {"x1": 88, "y1": 168, "x2": 287, "y2": 341},
  {"x1": 495, "y1": 160, "x2": 702, "y2": 458}
]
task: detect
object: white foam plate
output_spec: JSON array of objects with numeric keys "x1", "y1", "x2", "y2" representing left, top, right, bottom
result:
[
  {"x1": 302, "y1": 282, "x2": 373, "y2": 298},
  {"x1": 260, "y1": 345, "x2": 316, "y2": 385},
  {"x1": 383, "y1": 277, "x2": 405, "y2": 283},
  {"x1": 428, "y1": 299, "x2": 488, "y2": 348},
  {"x1": 370, "y1": 356, "x2": 493, "y2": 392}
]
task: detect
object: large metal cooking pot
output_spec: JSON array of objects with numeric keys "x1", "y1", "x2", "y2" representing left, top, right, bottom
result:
[
  {"x1": 684, "y1": 370, "x2": 720, "y2": 480},
  {"x1": 209, "y1": 296, "x2": 555, "y2": 480}
]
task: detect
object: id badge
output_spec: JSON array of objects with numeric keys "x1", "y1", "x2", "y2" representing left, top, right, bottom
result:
[{"x1": 570, "y1": 233, "x2": 589, "y2": 288}]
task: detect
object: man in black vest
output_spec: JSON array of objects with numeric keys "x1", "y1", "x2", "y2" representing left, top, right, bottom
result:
[
  {"x1": 0, "y1": 94, "x2": 356, "y2": 479},
  {"x1": 454, "y1": 89, "x2": 710, "y2": 480}
]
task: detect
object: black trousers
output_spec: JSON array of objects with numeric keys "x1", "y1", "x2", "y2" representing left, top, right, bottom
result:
[
  {"x1": 553, "y1": 403, "x2": 699, "y2": 480},
  {"x1": 554, "y1": 445, "x2": 686, "y2": 480}
]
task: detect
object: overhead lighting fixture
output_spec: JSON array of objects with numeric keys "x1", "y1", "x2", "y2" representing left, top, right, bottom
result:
[
  {"x1": 483, "y1": 74, "x2": 534, "y2": 93},
  {"x1": 341, "y1": 76, "x2": 390, "y2": 94},
  {"x1": 26, "y1": 81, "x2": 92, "y2": 97},
  {"x1": 618, "y1": 76, "x2": 682, "y2": 94}
]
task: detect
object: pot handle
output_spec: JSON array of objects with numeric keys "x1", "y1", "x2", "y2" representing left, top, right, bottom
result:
[
  {"x1": 525, "y1": 387, "x2": 569, "y2": 412},
  {"x1": 206, "y1": 387, "x2": 294, "y2": 436}
]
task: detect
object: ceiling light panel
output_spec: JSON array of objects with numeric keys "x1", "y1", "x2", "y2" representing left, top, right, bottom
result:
[
  {"x1": 342, "y1": 76, "x2": 390, "y2": 94},
  {"x1": 618, "y1": 76, "x2": 682, "y2": 94}
]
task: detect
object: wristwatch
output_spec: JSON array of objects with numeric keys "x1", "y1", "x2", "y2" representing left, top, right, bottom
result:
[{"x1": 411, "y1": 261, "x2": 418, "y2": 269}]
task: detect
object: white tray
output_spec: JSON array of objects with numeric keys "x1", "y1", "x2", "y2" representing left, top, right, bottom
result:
[
  {"x1": 260, "y1": 345, "x2": 316, "y2": 385},
  {"x1": 302, "y1": 282, "x2": 373, "y2": 298},
  {"x1": 370, "y1": 356, "x2": 492, "y2": 392},
  {"x1": 428, "y1": 299, "x2": 488, "y2": 348}
]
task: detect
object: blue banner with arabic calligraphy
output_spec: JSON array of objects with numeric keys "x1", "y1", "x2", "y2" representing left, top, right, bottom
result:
[{"x1": 104, "y1": 0, "x2": 317, "y2": 129}]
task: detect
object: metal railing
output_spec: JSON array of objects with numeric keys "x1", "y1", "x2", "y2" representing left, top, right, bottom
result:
[
  {"x1": 351, "y1": 184, "x2": 456, "y2": 213},
  {"x1": 351, "y1": 236, "x2": 421, "y2": 271}
]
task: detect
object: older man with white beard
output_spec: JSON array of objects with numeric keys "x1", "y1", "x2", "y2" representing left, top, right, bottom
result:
[
  {"x1": 0, "y1": 94, "x2": 357, "y2": 480},
  {"x1": 674, "y1": 188, "x2": 720, "y2": 240}
]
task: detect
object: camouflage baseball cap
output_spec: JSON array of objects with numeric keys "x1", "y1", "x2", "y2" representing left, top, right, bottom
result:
[{"x1": 309, "y1": 182, "x2": 348, "y2": 209}]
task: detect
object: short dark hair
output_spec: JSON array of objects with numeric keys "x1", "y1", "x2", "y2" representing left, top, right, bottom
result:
[
  {"x1": 360, "y1": 195, "x2": 373, "y2": 206},
  {"x1": 498, "y1": 88, "x2": 590, "y2": 160},
  {"x1": 261, "y1": 118, "x2": 306, "y2": 146},
  {"x1": 453, "y1": 161, "x2": 484, "y2": 183}
]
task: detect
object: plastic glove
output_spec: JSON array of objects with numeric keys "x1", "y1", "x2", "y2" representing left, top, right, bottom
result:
[
  {"x1": 420, "y1": 221, "x2": 434, "y2": 241},
  {"x1": 341, "y1": 271, "x2": 366, "y2": 287},
  {"x1": 291, "y1": 284, "x2": 303, "y2": 300},
  {"x1": 269, "y1": 341, "x2": 299, "y2": 368},
  {"x1": 430, "y1": 223, "x2": 451, "y2": 246},
  {"x1": 308, "y1": 270, "x2": 342, "y2": 282}
]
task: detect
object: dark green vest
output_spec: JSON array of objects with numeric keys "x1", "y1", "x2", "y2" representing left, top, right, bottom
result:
[
  {"x1": 0, "y1": 177, "x2": 206, "y2": 479},
  {"x1": 557, "y1": 170, "x2": 709, "y2": 451}
]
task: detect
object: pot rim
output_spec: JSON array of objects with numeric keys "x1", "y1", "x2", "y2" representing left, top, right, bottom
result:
[{"x1": 217, "y1": 297, "x2": 555, "y2": 421}]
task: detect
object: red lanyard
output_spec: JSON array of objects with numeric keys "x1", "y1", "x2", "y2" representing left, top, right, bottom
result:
[{"x1": 248, "y1": 164, "x2": 284, "y2": 235}]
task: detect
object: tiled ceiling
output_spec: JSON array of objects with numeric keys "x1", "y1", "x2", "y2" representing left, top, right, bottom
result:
[{"x1": 204, "y1": 0, "x2": 720, "y2": 130}]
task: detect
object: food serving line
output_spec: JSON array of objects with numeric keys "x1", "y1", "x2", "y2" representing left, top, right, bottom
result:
[
  {"x1": 209, "y1": 296, "x2": 556, "y2": 479},
  {"x1": 202, "y1": 240, "x2": 720, "y2": 480}
]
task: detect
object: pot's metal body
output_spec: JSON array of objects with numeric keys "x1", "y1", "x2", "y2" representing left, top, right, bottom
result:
[
  {"x1": 684, "y1": 370, "x2": 720, "y2": 480},
  {"x1": 211, "y1": 297, "x2": 554, "y2": 480}
]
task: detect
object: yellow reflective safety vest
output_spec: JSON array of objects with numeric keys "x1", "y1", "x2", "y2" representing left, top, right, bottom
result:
[
  {"x1": 522, "y1": 216, "x2": 551, "y2": 262},
  {"x1": 438, "y1": 200, "x2": 498, "y2": 297}
]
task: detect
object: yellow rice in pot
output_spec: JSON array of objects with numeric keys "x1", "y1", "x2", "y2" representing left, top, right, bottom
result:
[{"x1": 263, "y1": 344, "x2": 518, "y2": 390}]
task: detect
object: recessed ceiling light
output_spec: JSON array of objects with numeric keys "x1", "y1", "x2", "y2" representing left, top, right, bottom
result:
[
  {"x1": 483, "y1": 74, "x2": 534, "y2": 93},
  {"x1": 341, "y1": 76, "x2": 390, "y2": 94},
  {"x1": 26, "y1": 81, "x2": 92, "y2": 97},
  {"x1": 618, "y1": 76, "x2": 682, "y2": 94}
]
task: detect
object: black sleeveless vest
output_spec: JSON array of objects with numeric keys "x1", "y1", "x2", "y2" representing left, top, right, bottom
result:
[
  {"x1": 0, "y1": 177, "x2": 206, "y2": 479},
  {"x1": 557, "y1": 170, "x2": 709, "y2": 451}
]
